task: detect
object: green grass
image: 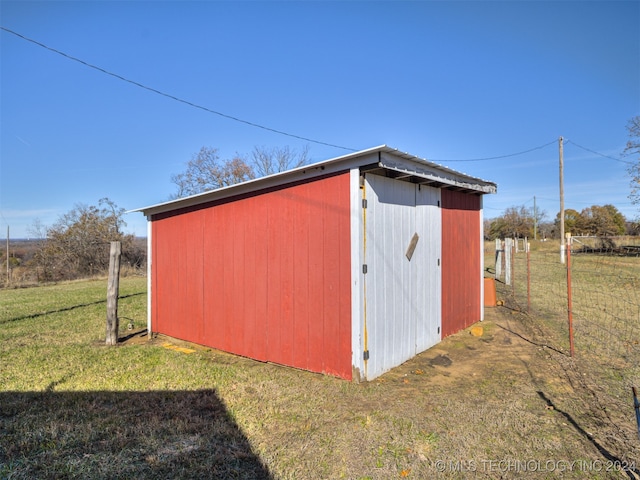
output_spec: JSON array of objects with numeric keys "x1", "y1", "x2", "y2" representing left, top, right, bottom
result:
[
  {"x1": 1, "y1": 275, "x2": 636, "y2": 479},
  {"x1": 0, "y1": 277, "x2": 271, "y2": 479},
  {"x1": 487, "y1": 240, "x2": 640, "y2": 476},
  {"x1": 0, "y1": 278, "x2": 152, "y2": 392}
]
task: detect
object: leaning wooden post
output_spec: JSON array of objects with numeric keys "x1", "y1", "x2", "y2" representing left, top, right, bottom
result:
[{"x1": 106, "y1": 241, "x2": 121, "y2": 346}]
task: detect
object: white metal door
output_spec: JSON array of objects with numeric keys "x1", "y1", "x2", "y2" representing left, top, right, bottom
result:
[
  {"x1": 362, "y1": 174, "x2": 441, "y2": 380},
  {"x1": 415, "y1": 184, "x2": 442, "y2": 352}
]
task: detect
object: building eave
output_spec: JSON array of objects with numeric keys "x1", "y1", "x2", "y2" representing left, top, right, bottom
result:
[{"x1": 132, "y1": 145, "x2": 497, "y2": 217}]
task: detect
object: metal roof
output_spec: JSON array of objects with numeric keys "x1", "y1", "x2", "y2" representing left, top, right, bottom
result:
[{"x1": 133, "y1": 145, "x2": 497, "y2": 217}]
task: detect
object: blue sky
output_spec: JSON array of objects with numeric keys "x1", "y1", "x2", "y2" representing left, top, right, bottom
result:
[{"x1": 1, "y1": 1, "x2": 638, "y2": 238}]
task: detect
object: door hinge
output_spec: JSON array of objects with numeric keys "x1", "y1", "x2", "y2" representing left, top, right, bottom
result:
[
  {"x1": 363, "y1": 350, "x2": 370, "y2": 361},
  {"x1": 437, "y1": 326, "x2": 440, "y2": 334},
  {"x1": 362, "y1": 264, "x2": 368, "y2": 274},
  {"x1": 437, "y1": 200, "x2": 441, "y2": 207},
  {"x1": 362, "y1": 198, "x2": 368, "y2": 208},
  {"x1": 437, "y1": 259, "x2": 440, "y2": 266}
]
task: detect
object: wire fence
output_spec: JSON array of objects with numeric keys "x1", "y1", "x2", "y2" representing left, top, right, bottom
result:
[{"x1": 489, "y1": 237, "x2": 640, "y2": 465}]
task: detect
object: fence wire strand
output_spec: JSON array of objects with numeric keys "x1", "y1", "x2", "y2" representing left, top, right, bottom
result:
[{"x1": 490, "y1": 237, "x2": 640, "y2": 465}]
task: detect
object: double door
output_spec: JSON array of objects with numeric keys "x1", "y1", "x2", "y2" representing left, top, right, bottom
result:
[{"x1": 362, "y1": 174, "x2": 442, "y2": 380}]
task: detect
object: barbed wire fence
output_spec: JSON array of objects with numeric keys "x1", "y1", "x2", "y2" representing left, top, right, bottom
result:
[{"x1": 491, "y1": 237, "x2": 640, "y2": 468}]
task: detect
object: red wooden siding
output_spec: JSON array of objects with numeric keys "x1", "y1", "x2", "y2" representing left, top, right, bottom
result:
[
  {"x1": 151, "y1": 172, "x2": 353, "y2": 379},
  {"x1": 152, "y1": 211, "x2": 205, "y2": 345},
  {"x1": 440, "y1": 189, "x2": 481, "y2": 338}
]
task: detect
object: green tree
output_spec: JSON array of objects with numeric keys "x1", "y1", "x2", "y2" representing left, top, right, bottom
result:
[
  {"x1": 603, "y1": 204, "x2": 626, "y2": 233},
  {"x1": 554, "y1": 208, "x2": 582, "y2": 236},
  {"x1": 577, "y1": 204, "x2": 626, "y2": 236}
]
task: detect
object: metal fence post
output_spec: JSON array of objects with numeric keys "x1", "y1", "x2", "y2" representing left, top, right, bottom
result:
[
  {"x1": 566, "y1": 234, "x2": 574, "y2": 357},
  {"x1": 527, "y1": 241, "x2": 531, "y2": 313}
]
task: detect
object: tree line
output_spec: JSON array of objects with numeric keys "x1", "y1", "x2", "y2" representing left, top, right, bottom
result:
[{"x1": 485, "y1": 203, "x2": 636, "y2": 241}]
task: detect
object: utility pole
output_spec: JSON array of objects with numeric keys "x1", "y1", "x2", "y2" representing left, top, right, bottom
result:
[
  {"x1": 559, "y1": 136, "x2": 565, "y2": 264},
  {"x1": 533, "y1": 196, "x2": 538, "y2": 241},
  {"x1": 6, "y1": 226, "x2": 9, "y2": 285}
]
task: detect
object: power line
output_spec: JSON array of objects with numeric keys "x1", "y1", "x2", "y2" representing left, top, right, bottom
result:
[
  {"x1": 0, "y1": 26, "x2": 357, "y2": 152},
  {"x1": 565, "y1": 139, "x2": 633, "y2": 165},
  {"x1": 3, "y1": 26, "x2": 632, "y2": 168},
  {"x1": 429, "y1": 140, "x2": 558, "y2": 162},
  {"x1": 431, "y1": 138, "x2": 633, "y2": 165}
]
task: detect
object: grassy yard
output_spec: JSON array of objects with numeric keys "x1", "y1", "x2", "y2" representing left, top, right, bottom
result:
[
  {"x1": 494, "y1": 240, "x2": 640, "y2": 409},
  {"x1": 1, "y1": 276, "x2": 638, "y2": 479}
]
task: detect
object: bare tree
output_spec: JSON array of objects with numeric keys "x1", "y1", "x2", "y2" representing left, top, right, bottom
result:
[
  {"x1": 170, "y1": 147, "x2": 255, "y2": 199},
  {"x1": 220, "y1": 157, "x2": 255, "y2": 187},
  {"x1": 171, "y1": 145, "x2": 310, "y2": 199},
  {"x1": 625, "y1": 116, "x2": 640, "y2": 210},
  {"x1": 28, "y1": 218, "x2": 52, "y2": 282},
  {"x1": 251, "y1": 145, "x2": 310, "y2": 177},
  {"x1": 98, "y1": 197, "x2": 127, "y2": 236}
]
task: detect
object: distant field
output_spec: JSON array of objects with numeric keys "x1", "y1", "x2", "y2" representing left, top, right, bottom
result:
[
  {"x1": 1, "y1": 276, "x2": 637, "y2": 479},
  {"x1": 1, "y1": 237, "x2": 147, "y2": 286}
]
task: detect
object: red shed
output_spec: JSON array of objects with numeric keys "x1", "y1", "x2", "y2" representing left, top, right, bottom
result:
[{"x1": 136, "y1": 146, "x2": 496, "y2": 381}]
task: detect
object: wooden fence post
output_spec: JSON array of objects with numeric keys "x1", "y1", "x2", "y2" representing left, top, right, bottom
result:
[
  {"x1": 106, "y1": 241, "x2": 121, "y2": 346},
  {"x1": 495, "y1": 239, "x2": 503, "y2": 279}
]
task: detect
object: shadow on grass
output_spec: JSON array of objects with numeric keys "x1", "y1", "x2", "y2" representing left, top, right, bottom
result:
[
  {"x1": 0, "y1": 389, "x2": 272, "y2": 479},
  {"x1": 118, "y1": 328, "x2": 148, "y2": 343},
  {"x1": 537, "y1": 391, "x2": 640, "y2": 479},
  {"x1": 0, "y1": 292, "x2": 145, "y2": 325}
]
